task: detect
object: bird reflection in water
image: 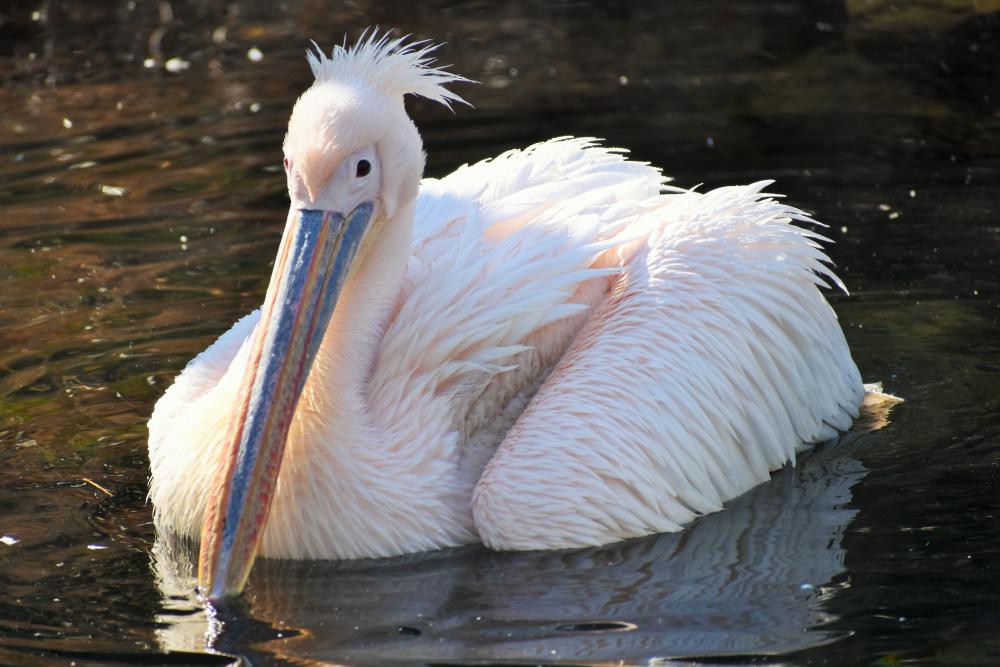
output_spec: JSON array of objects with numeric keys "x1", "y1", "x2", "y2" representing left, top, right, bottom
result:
[{"x1": 151, "y1": 407, "x2": 897, "y2": 664}]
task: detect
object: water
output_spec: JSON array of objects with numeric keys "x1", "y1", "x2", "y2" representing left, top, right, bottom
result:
[{"x1": 1, "y1": 1, "x2": 998, "y2": 665}]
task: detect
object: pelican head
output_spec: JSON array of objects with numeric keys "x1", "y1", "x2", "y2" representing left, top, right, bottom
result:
[{"x1": 197, "y1": 34, "x2": 468, "y2": 600}]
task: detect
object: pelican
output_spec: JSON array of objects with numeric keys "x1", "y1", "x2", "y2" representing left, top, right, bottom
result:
[{"x1": 148, "y1": 33, "x2": 878, "y2": 600}]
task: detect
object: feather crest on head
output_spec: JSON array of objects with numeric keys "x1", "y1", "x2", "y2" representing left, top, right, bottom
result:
[
  {"x1": 305, "y1": 30, "x2": 471, "y2": 108},
  {"x1": 285, "y1": 30, "x2": 469, "y2": 214}
]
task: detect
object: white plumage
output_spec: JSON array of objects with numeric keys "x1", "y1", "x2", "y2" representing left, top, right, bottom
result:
[{"x1": 147, "y1": 34, "x2": 866, "y2": 566}]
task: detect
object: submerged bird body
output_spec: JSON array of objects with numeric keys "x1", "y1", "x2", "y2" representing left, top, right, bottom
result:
[{"x1": 147, "y1": 35, "x2": 865, "y2": 596}]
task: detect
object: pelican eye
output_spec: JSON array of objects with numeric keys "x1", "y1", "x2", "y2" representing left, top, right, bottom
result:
[{"x1": 355, "y1": 159, "x2": 371, "y2": 178}]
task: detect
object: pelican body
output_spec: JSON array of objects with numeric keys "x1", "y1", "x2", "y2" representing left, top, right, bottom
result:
[{"x1": 147, "y1": 35, "x2": 866, "y2": 599}]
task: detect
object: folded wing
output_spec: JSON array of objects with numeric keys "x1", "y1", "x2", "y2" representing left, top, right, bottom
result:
[{"x1": 473, "y1": 181, "x2": 865, "y2": 549}]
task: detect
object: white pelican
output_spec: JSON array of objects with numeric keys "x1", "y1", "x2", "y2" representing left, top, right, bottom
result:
[{"x1": 148, "y1": 33, "x2": 874, "y2": 600}]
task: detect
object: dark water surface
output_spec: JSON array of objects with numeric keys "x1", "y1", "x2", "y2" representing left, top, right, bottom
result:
[{"x1": 1, "y1": 1, "x2": 999, "y2": 665}]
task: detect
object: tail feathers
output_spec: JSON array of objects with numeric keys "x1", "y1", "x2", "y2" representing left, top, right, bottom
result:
[{"x1": 854, "y1": 382, "x2": 904, "y2": 433}]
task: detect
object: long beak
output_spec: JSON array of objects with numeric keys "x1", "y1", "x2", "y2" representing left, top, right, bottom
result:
[{"x1": 197, "y1": 202, "x2": 374, "y2": 600}]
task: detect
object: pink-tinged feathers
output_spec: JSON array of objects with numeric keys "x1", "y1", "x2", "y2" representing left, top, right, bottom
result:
[
  {"x1": 472, "y1": 182, "x2": 863, "y2": 549},
  {"x1": 149, "y1": 138, "x2": 864, "y2": 559},
  {"x1": 147, "y1": 35, "x2": 867, "y2": 562}
]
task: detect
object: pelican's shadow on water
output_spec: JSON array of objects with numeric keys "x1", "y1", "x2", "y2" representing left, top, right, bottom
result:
[{"x1": 151, "y1": 430, "x2": 876, "y2": 665}]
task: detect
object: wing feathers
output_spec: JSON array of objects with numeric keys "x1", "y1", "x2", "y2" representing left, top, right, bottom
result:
[
  {"x1": 370, "y1": 139, "x2": 663, "y2": 414},
  {"x1": 473, "y1": 181, "x2": 864, "y2": 550}
]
